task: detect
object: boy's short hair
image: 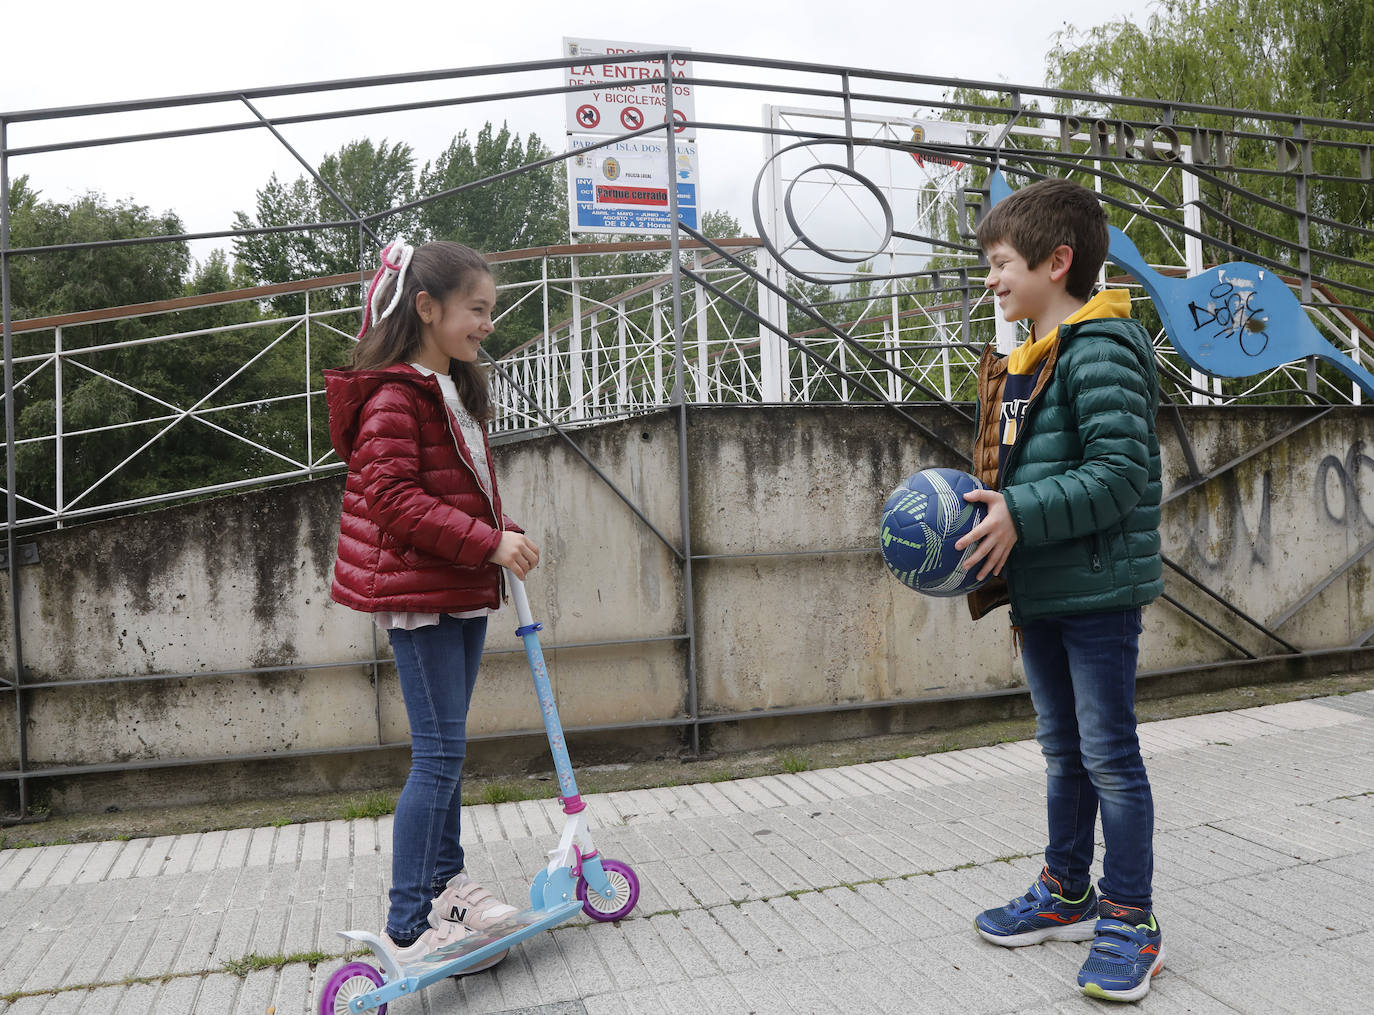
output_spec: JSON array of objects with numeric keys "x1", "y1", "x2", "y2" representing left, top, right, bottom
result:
[{"x1": 976, "y1": 178, "x2": 1109, "y2": 301}]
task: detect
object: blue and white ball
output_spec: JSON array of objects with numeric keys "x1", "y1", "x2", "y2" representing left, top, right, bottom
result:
[{"x1": 880, "y1": 468, "x2": 990, "y2": 596}]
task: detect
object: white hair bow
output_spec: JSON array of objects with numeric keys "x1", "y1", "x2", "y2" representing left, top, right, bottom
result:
[{"x1": 356, "y1": 236, "x2": 415, "y2": 339}]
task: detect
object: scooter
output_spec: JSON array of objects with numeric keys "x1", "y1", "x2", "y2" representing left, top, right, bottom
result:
[{"x1": 319, "y1": 574, "x2": 641, "y2": 1014}]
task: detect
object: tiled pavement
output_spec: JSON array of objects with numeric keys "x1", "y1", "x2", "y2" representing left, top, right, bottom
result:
[{"x1": 2, "y1": 693, "x2": 1373, "y2": 1014}]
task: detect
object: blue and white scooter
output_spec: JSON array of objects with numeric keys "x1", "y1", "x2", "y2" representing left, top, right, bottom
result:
[{"x1": 320, "y1": 574, "x2": 640, "y2": 1015}]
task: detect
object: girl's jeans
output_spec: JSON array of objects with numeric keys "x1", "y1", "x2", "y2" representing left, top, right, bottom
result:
[
  {"x1": 385, "y1": 614, "x2": 488, "y2": 942},
  {"x1": 1020, "y1": 607, "x2": 1154, "y2": 911}
]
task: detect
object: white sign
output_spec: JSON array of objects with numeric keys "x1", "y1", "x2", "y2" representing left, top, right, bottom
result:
[
  {"x1": 908, "y1": 119, "x2": 969, "y2": 170},
  {"x1": 567, "y1": 135, "x2": 699, "y2": 236},
  {"x1": 564, "y1": 37, "x2": 696, "y2": 140}
]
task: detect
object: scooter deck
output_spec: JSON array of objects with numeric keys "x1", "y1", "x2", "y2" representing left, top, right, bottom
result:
[{"x1": 338, "y1": 900, "x2": 584, "y2": 1011}]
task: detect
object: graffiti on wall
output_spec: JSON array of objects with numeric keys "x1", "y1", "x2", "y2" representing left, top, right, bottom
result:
[
  {"x1": 1180, "y1": 469, "x2": 1273, "y2": 572},
  {"x1": 1317, "y1": 441, "x2": 1374, "y2": 529}
]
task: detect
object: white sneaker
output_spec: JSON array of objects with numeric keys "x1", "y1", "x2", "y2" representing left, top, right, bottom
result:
[
  {"x1": 383, "y1": 901, "x2": 507, "y2": 974},
  {"x1": 383, "y1": 919, "x2": 470, "y2": 965},
  {"x1": 432, "y1": 873, "x2": 518, "y2": 932}
]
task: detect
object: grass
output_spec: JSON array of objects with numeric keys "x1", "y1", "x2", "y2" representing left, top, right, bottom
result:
[
  {"x1": 779, "y1": 751, "x2": 811, "y2": 774},
  {"x1": 0, "y1": 950, "x2": 339, "y2": 1004},
  {"x1": 223, "y1": 950, "x2": 333, "y2": 977},
  {"x1": 340, "y1": 791, "x2": 396, "y2": 821},
  {"x1": 477, "y1": 782, "x2": 545, "y2": 805}
]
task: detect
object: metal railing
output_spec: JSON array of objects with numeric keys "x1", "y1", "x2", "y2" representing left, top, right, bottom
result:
[{"x1": 3, "y1": 51, "x2": 1373, "y2": 815}]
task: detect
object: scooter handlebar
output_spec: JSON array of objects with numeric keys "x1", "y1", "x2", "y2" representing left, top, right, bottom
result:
[{"x1": 506, "y1": 570, "x2": 535, "y2": 630}]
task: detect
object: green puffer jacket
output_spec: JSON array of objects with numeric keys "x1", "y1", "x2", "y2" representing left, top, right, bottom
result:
[{"x1": 968, "y1": 316, "x2": 1163, "y2": 625}]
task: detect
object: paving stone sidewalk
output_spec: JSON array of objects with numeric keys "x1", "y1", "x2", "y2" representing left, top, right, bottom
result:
[{"x1": 3, "y1": 692, "x2": 1373, "y2": 1014}]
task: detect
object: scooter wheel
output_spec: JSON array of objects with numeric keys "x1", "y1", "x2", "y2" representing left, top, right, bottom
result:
[
  {"x1": 577, "y1": 858, "x2": 640, "y2": 921},
  {"x1": 320, "y1": 960, "x2": 386, "y2": 1015}
]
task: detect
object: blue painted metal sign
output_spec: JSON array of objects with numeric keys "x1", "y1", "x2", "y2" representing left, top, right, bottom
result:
[{"x1": 567, "y1": 136, "x2": 699, "y2": 236}]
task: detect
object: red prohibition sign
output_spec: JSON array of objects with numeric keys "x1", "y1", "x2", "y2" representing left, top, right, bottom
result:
[
  {"x1": 666, "y1": 109, "x2": 687, "y2": 133},
  {"x1": 576, "y1": 104, "x2": 600, "y2": 129},
  {"x1": 620, "y1": 106, "x2": 644, "y2": 130}
]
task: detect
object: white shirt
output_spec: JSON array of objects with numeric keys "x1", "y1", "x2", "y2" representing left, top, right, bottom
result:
[{"x1": 371, "y1": 363, "x2": 497, "y2": 631}]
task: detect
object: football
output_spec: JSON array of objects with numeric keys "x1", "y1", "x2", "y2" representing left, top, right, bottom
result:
[{"x1": 880, "y1": 468, "x2": 990, "y2": 596}]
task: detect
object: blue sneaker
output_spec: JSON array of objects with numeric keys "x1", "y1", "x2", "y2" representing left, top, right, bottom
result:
[
  {"x1": 1078, "y1": 901, "x2": 1164, "y2": 1002},
  {"x1": 975, "y1": 867, "x2": 1098, "y2": 946}
]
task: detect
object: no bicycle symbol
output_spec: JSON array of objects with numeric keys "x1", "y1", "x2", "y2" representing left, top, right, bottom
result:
[
  {"x1": 620, "y1": 106, "x2": 644, "y2": 130},
  {"x1": 576, "y1": 105, "x2": 600, "y2": 129},
  {"x1": 666, "y1": 109, "x2": 687, "y2": 133}
]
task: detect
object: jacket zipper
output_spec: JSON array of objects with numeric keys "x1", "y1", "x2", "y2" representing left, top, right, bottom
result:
[{"x1": 1090, "y1": 531, "x2": 1106, "y2": 572}]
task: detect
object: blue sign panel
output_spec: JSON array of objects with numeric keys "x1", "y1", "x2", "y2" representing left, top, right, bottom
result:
[
  {"x1": 567, "y1": 136, "x2": 699, "y2": 236},
  {"x1": 987, "y1": 170, "x2": 1374, "y2": 399}
]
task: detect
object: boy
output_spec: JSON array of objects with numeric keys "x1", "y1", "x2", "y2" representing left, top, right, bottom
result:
[{"x1": 954, "y1": 177, "x2": 1164, "y2": 1003}]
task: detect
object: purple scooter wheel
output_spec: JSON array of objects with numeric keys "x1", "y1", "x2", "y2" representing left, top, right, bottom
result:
[
  {"x1": 577, "y1": 858, "x2": 640, "y2": 921},
  {"x1": 319, "y1": 960, "x2": 386, "y2": 1015}
]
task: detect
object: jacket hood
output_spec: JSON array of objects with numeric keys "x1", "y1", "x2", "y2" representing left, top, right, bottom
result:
[
  {"x1": 325, "y1": 364, "x2": 437, "y2": 462},
  {"x1": 1060, "y1": 302, "x2": 1159, "y2": 414}
]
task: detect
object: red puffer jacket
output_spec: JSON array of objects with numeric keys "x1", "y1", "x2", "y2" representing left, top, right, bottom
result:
[{"x1": 325, "y1": 364, "x2": 517, "y2": 614}]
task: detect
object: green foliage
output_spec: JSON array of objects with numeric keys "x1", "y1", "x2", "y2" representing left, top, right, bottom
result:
[
  {"x1": 2, "y1": 181, "x2": 274, "y2": 520},
  {"x1": 232, "y1": 138, "x2": 418, "y2": 312},
  {"x1": 1045, "y1": 0, "x2": 1373, "y2": 309},
  {"x1": 475, "y1": 781, "x2": 550, "y2": 805},
  {"x1": 6, "y1": 178, "x2": 189, "y2": 322},
  {"x1": 223, "y1": 951, "x2": 333, "y2": 977},
  {"x1": 418, "y1": 123, "x2": 565, "y2": 253},
  {"x1": 340, "y1": 791, "x2": 396, "y2": 820},
  {"x1": 418, "y1": 123, "x2": 568, "y2": 355}
]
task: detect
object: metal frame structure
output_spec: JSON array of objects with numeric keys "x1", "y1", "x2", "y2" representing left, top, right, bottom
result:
[{"x1": 3, "y1": 53, "x2": 1373, "y2": 816}]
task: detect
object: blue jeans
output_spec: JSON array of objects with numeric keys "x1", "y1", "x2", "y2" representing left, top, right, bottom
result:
[
  {"x1": 385, "y1": 614, "x2": 487, "y2": 942},
  {"x1": 1021, "y1": 607, "x2": 1154, "y2": 911}
]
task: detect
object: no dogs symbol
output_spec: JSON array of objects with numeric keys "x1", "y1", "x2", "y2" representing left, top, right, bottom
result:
[
  {"x1": 576, "y1": 105, "x2": 600, "y2": 129},
  {"x1": 620, "y1": 106, "x2": 644, "y2": 130}
]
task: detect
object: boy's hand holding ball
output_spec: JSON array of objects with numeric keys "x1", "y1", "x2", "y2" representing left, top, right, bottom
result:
[{"x1": 957, "y1": 490, "x2": 1017, "y2": 581}]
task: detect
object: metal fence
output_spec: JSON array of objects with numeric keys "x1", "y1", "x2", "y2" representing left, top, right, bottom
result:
[{"x1": 3, "y1": 52, "x2": 1373, "y2": 815}]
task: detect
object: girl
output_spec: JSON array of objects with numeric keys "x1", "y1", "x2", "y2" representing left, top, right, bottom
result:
[{"x1": 326, "y1": 238, "x2": 540, "y2": 966}]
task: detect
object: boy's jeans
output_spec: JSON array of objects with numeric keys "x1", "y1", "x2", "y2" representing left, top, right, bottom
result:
[
  {"x1": 1020, "y1": 607, "x2": 1154, "y2": 911},
  {"x1": 385, "y1": 614, "x2": 488, "y2": 942}
]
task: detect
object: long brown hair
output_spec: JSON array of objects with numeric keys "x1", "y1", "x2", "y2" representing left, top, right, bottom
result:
[{"x1": 349, "y1": 240, "x2": 495, "y2": 421}]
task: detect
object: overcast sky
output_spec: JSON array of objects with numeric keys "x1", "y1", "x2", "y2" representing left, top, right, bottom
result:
[{"x1": 2, "y1": 0, "x2": 1163, "y2": 264}]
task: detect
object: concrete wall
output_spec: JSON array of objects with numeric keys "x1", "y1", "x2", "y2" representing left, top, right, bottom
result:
[{"x1": 1, "y1": 404, "x2": 1370, "y2": 809}]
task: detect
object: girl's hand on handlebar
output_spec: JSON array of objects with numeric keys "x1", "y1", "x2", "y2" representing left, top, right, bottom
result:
[{"x1": 491, "y1": 531, "x2": 540, "y2": 579}]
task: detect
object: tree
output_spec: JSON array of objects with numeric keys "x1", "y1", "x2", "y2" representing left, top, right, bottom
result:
[
  {"x1": 1045, "y1": 0, "x2": 1374, "y2": 401},
  {"x1": 3, "y1": 179, "x2": 194, "y2": 519},
  {"x1": 232, "y1": 138, "x2": 418, "y2": 305},
  {"x1": 6, "y1": 178, "x2": 188, "y2": 325},
  {"x1": 418, "y1": 123, "x2": 565, "y2": 254},
  {"x1": 233, "y1": 127, "x2": 568, "y2": 355},
  {"x1": 417, "y1": 123, "x2": 568, "y2": 356},
  {"x1": 1046, "y1": 0, "x2": 1372, "y2": 280}
]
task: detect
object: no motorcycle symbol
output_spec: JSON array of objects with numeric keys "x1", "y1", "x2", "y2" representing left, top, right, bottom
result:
[
  {"x1": 620, "y1": 106, "x2": 644, "y2": 130},
  {"x1": 576, "y1": 105, "x2": 600, "y2": 129},
  {"x1": 666, "y1": 110, "x2": 687, "y2": 133}
]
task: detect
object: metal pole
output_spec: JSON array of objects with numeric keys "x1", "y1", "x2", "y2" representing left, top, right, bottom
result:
[
  {"x1": 541, "y1": 255, "x2": 551, "y2": 414},
  {"x1": 663, "y1": 57, "x2": 701, "y2": 757},
  {"x1": 54, "y1": 325, "x2": 63, "y2": 524},
  {"x1": 1, "y1": 118, "x2": 29, "y2": 816},
  {"x1": 570, "y1": 255, "x2": 584, "y2": 419},
  {"x1": 304, "y1": 289, "x2": 313, "y2": 469}
]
